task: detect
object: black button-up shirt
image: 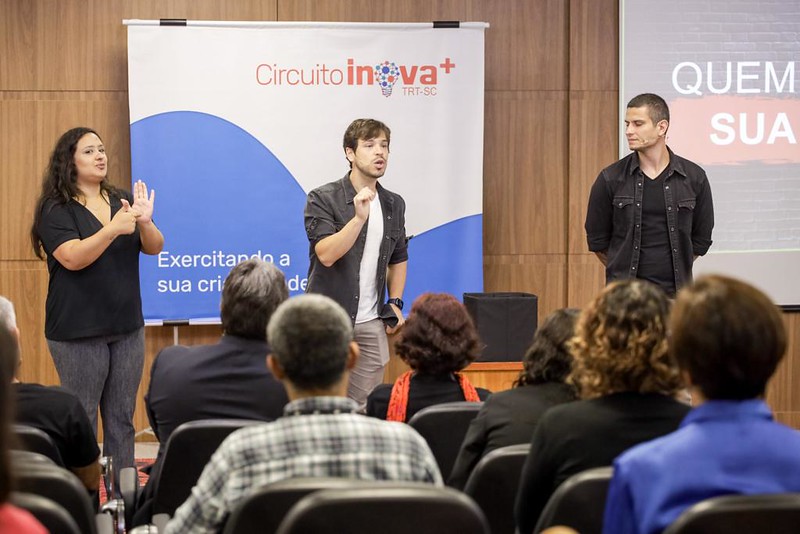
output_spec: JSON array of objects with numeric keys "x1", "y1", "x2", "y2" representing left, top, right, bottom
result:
[
  {"x1": 585, "y1": 148, "x2": 714, "y2": 295},
  {"x1": 304, "y1": 174, "x2": 408, "y2": 323}
]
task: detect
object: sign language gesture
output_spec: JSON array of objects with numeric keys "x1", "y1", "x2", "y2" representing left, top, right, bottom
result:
[{"x1": 131, "y1": 179, "x2": 156, "y2": 224}]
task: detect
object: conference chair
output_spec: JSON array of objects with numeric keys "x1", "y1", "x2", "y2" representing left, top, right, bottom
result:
[
  {"x1": 463, "y1": 444, "x2": 530, "y2": 534},
  {"x1": 129, "y1": 418, "x2": 262, "y2": 521},
  {"x1": 10, "y1": 492, "x2": 81, "y2": 534},
  {"x1": 12, "y1": 424, "x2": 64, "y2": 465},
  {"x1": 14, "y1": 423, "x2": 112, "y2": 511},
  {"x1": 274, "y1": 484, "x2": 490, "y2": 534},
  {"x1": 533, "y1": 466, "x2": 613, "y2": 534},
  {"x1": 663, "y1": 493, "x2": 800, "y2": 534},
  {"x1": 408, "y1": 401, "x2": 484, "y2": 481},
  {"x1": 10, "y1": 448, "x2": 56, "y2": 466},
  {"x1": 223, "y1": 477, "x2": 395, "y2": 534},
  {"x1": 12, "y1": 457, "x2": 114, "y2": 534}
]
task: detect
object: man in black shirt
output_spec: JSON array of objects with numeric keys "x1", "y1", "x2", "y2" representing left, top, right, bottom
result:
[
  {"x1": 0, "y1": 296, "x2": 100, "y2": 491},
  {"x1": 585, "y1": 93, "x2": 714, "y2": 296}
]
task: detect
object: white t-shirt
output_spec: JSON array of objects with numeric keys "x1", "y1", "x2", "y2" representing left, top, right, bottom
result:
[{"x1": 356, "y1": 194, "x2": 384, "y2": 324}]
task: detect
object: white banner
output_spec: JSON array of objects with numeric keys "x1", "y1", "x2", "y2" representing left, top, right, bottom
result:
[{"x1": 126, "y1": 21, "x2": 487, "y2": 322}]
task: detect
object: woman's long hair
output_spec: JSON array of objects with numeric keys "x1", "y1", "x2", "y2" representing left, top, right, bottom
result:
[
  {"x1": 514, "y1": 308, "x2": 579, "y2": 388},
  {"x1": 30, "y1": 127, "x2": 116, "y2": 259}
]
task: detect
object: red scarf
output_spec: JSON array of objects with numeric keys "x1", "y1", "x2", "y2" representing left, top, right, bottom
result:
[{"x1": 386, "y1": 371, "x2": 481, "y2": 422}]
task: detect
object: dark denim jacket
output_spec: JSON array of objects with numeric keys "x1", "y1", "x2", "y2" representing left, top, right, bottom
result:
[
  {"x1": 304, "y1": 174, "x2": 408, "y2": 323},
  {"x1": 585, "y1": 148, "x2": 714, "y2": 293}
]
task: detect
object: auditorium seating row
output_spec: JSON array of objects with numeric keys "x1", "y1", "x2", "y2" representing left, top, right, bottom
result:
[{"x1": 12, "y1": 406, "x2": 800, "y2": 534}]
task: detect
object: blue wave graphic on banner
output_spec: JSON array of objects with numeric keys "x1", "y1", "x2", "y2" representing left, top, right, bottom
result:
[
  {"x1": 405, "y1": 214, "x2": 484, "y2": 304},
  {"x1": 131, "y1": 111, "x2": 308, "y2": 322},
  {"x1": 131, "y1": 111, "x2": 483, "y2": 322}
]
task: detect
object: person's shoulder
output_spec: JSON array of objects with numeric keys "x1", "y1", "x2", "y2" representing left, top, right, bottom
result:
[
  {"x1": 600, "y1": 153, "x2": 636, "y2": 177},
  {"x1": 368, "y1": 383, "x2": 392, "y2": 401},
  {"x1": 477, "y1": 388, "x2": 492, "y2": 401},
  {"x1": 17, "y1": 382, "x2": 76, "y2": 403},
  {"x1": 669, "y1": 151, "x2": 708, "y2": 179},
  {"x1": 155, "y1": 342, "x2": 209, "y2": 363},
  {"x1": 309, "y1": 176, "x2": 346, "y2": 196}
]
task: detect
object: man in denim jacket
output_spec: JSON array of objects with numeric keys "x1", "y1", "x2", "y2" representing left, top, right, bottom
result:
[
  {"x1": 585, "y1": 93, "x2": 714, "y2": 297},
  {"x1": 304, "y1": 118, "x2": 407, "y2": 411}
]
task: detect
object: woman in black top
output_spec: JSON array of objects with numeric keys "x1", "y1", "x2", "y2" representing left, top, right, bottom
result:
[
  {"x1": 366, "y1": 293, "x2": 491, "y2": 422},
  {"x1": 514, "y1": 280, "x2": 689, "y2": 534},
  {"x1": 30, "y1": 127, "x2": 163, "y2": 472},
  {"x1": 448, "y1": 308, "x2": 579, "y2": 489}
]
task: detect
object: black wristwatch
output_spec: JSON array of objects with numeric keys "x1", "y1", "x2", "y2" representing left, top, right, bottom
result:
[{"x1": 387, "y1": 298, "x2": 404, "y2": 311}]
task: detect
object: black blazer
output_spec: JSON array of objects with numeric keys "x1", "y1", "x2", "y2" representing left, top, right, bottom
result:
[
  {"x1": 448, "y1": 382, "x2": 576, "y2": 489},
  {"x1": 514, "y1": 392, "x2": 690, "y2": 534}
]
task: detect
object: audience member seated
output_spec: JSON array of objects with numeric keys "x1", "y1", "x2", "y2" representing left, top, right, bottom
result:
[
  {"x1": 136, "y1": 259, "x2": 290, "y2": 524},
  {"x1": 0, "y1": 296, "x2": 100, "y2": 493},
  {"x1": 146, "y1": 259, "x2": 289, "y2": 451},
  {"x1": 366, "y1": 293, "x2": 491, "y2": 422},
  {"x1": 0, "y1": 305, "x2": 47, "y2": 533},
  {"x1": 603, "y1": 275, "x2": 800, "y2": 534},
  {"x1": 514, "y1": 280, "x2": 690, "y2": 534},
  {"x1": 448, "y1": 308, "x2": 579, "y2": 489},
  {"x1": 165, "y1": 294, "x2": 442, "y2": 533}
]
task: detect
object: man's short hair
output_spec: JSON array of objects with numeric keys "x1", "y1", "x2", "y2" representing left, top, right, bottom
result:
[
  {"x1": 670, "y1": 275, "x2": 786, "y2": 400},
  {"x1": 342, "y1": 118, "x2": 391, "y2": 167},
  {"x1": 267, "y1": 294, "x2": 353, "y2": 390},
  {"x1": 0, "y1": 297, "x2": 16, "y2": 333},
  {"x1": 220, "y1": 259, "x2": 288, "y2": 340},
  {"x1": 627, "y1": 93, "x2": 670, "y2": 125}
]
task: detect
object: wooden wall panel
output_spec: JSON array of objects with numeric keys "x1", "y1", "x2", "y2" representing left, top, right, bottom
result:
[
  {"x1": 567, "y1": 91, "x2": 618, "y2": 254},
  {"x1": 566, "y1": 253, "x2": 605, "y2": 308},
  {"x1": 767, "y1": 313, "x2": 800, "y2": 416},
  {"x1": 279, "y1": 0, "x2": 468, "y2": 23},
  {"x1": 0, "y1": 1, "x2": 36, "y2": 89},
  {"x1": 569, "y1": 0, "x2": 618, "y2": 91},
  {"x1": 0, "y1": 0, "x2": 278, "y2": 91},
  {"x1": 484, "y1": 91, "x2": 568, "y2": 256},
  {"x1": 0, "y1": 264, "x2": 53, "y2": 385},
  {"x1": 469, "y1": 0, "x2": 568, "y2": 91},
  {"x1": 0, "y1": 93, "x2": 131, "y2": 261}
]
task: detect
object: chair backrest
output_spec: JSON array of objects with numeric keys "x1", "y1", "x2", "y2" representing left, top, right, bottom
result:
[
  {"x1": 663, "y1": 493, "x2": 800, "y2": 534},
  {"x1": 12, "y1": 424, "x2": 64, "y2": 465},
  {"x1": 223, "y1": 477, "x2": 390, "y2": 534},
  {"x1": 10, "y1": 491, "x2": 81, "y2": 534},
  {"x1": 407, "y1": 402, "x2": 483, "y2": 481},
  {"x1": 152, "y1": 418, "x2": 263, "y2": 516},
  {"x1": 12, "y1": 460, "x2": 98, "y2": 534},
  {"x1": 10, "y1": 449, "x2": 57, "y2": 466},
  {"x1": 274, "y1": 484, "x2": 490, "y2": 534},
  {"x1": 463, "y1": 444, "x2": 530, "y2": 534},
  {"x1": 534, "y1": 466, "x2": 613, "y2": 534}
]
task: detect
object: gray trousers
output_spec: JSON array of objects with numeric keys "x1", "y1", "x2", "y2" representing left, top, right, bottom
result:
[
  {"x1": 47, "y1": 327, "x2": 145, "y2": 469},
  {"x1": 348, "y1": 319, "x2": 390, "y2": 412}
]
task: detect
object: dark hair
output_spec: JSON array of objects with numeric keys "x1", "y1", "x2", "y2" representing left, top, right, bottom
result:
[
  {"x1": 267, "y1": 294, "x2": 353, "y2": 390},
  {"x1": 396, "y1": 293, "x2": 481, "y2": 376},
  {"x1": 220, "y1": 259, "x2": 288, "y2": 340},
  {"x1": 515, "y1": 308, "x2": 580, "y2": 388},
  {"x1": 627, "y1": 93, "x2": 670, "y2": 125},
  {"x1": 569, "y1": 280, "x2": 682, "y2": 399},
  {"x1": 30, "y1": 127, "x2": 117, "y2": 259},
  {"x1": 0, "y1": 323, "x2": 16, "y2": 502},
  {"x1": 671, "y1": 275, "x2": 786, "y2": 400},
  {"x1": 342, "y1": 118, "x2": 391, "y2": 168}
]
